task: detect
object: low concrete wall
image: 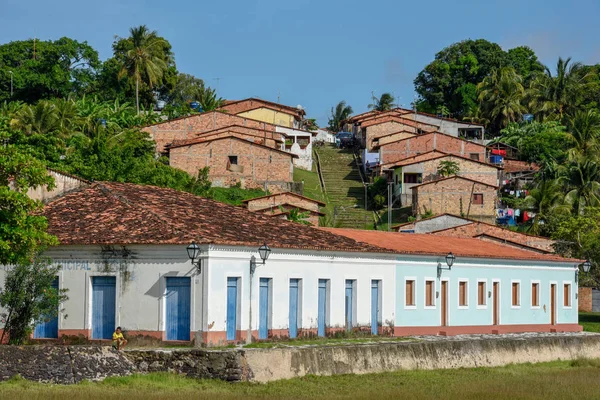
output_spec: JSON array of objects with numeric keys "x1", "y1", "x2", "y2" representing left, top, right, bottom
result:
[
  {"x1": 244, "y1": 334, "x2": 600, "y2": 381},
  {"x1": 2, "y1": 334, "x2": 600, "y2": 384}
]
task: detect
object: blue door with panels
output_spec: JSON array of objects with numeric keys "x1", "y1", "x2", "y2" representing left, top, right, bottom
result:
[
  {"x1": 289, "y1": 279, "x2": 299, "y2": 338},
  {"x1": 226, "y1": 277, "x2": 238, "y2": 341},
  {"x1": 317, "y1": 279, "x2": 328, "y2": 337},
  {"x1": 345, "y1": 280, "x2": 354, "y2": 330},
  {"x1": 259, "y1": 278, "x2": 271, "y2": 339},
  {"x1": 371, "y1": 280, "x2": 380, "y2": 335},
  {"x1": 92, "y1": 276, "x2": 116, "y2": 339},
  {"x1": 34, "y1": 277, "x2": 59, "y2": 338},
  {"x1": 165, "y1": 277, "x2": 191, "y2": 341}
]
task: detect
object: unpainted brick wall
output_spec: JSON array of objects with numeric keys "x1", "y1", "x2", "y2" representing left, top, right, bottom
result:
[{"x1": 579, "y1": 287, "x2": 592, "y2": 312}]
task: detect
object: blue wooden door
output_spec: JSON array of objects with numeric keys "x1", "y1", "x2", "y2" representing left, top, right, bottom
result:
[
  {"x1": 289, "y1": 279, "x2": 299, "y2": 338},
  {"x1": 317, "y1": 279, "x2": 327, "y2": 337},
  {"x1": 371, "y1": 280, "x2": 380, "y2": 335},
  {"x1": 165, "y1": 277, "x2": 191, "y2": 341},
  {"x1": 92, "y1": 276, "x2": 116, "y2": 339},
  {"x1": 226, "y1": 277, "x2": 238, "y2": 341},
  {"x1": 345, "y1": 280, "x2": 353, "y2": 330},
  {"x1": 259, "y1": 278, "x2": 271, "y2": 339},
  {"x1": 34, "y1": 277, "x2": 59, "y2": 338}
]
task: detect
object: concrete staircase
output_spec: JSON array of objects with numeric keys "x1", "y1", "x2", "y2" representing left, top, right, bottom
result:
[{"x1": 315, "y1": 144, "x2": 373, "y2": 229}]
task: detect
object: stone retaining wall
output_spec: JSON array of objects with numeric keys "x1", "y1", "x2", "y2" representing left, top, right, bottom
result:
[{"x1": 2, "y1": 334, "x2": 600, "y2": 384}]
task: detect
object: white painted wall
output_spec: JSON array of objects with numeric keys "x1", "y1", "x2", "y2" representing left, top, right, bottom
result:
[{"x1": 276, "y1": 127, "x2": 313, "y2": 170}]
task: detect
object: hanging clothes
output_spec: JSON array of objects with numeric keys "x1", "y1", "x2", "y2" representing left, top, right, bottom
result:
[{"x1": 515, "y1": 209, "x2": 521, "y2": 217}]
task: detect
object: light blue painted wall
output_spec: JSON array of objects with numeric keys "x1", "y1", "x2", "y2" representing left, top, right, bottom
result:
[{"x1": 395, "y1": 259, "x2": 578, "y2": 327}]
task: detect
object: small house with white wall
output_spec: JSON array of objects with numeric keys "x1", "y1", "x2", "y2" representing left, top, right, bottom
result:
[{"x1": 0, "y1": 182, "x2": 583, "y2": 345}]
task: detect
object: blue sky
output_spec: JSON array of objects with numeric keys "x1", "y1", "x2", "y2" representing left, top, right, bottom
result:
[{"x1": 1, "y1": 0, "x2": 599, "y2": 125}]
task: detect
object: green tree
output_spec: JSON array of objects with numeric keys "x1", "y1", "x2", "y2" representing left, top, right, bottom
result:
[
  {"x1": 280, "y1": 206, "x2": 311, "y2": 225},
  {"x1": 414, "y1": 39, "x2": 507, "y2": 117},
  {"x1": 505, "y1": 46, "x2": 544, "y2": 82},
  {"x1": 368, "y1": 92, "x2": 395, "y2": 111},
  {"x1": 437, "y1": 160, "x2": 460, "y2": 177},
  {"x1": 169, "y1": 73, "x2": 205, "y2": 105},
  {"x1": 0, "y1": 259, "x2": 68, "y2": 344},
  {"x1": 117, "y1": 25, "x2": 170, "y2": 114},
  {"x1": 528, "y1": 57, "x2": 589, "y2": 121},
  {"x1": 328, "y1": 101, "x2": 353, "y2": 132},
  {"x1": 559, "y1": 157, "x2": 600, "y2": 215},
  {"x1": 524, "y1": 179, "x2": 567, "y2": 235},
  {"x1": 477, "y1": 67, "x2": 526, "y2": 131},
  {"x1": 197, "y1": 87, "x2": 224, "y2": 112},
  {"x1": 565, "y1": 110, "x2": 600, "y2": 159},
  {"x1": 0, "y1": 38, "x2": 101, "y2": 103}
]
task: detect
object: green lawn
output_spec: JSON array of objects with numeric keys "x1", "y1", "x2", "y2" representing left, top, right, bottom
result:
[
  {"x1": 293, "y1": 164, "x2": 325, "y2": 204},
  {"x1": 3, "y1": 360, "x2": 600, "y2": 399},
  {"x1": 579, "y1": 312, "x2": 600, "y2": 332}
]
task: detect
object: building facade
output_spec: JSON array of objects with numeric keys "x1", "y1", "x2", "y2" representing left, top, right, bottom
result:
[{"x1": 0, "y1": 183, "x2": 582, "y2": 345}]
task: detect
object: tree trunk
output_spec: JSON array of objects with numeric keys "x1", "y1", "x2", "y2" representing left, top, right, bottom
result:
[{"x1": 136, "y1": 77, "x2": 140, "y2": 115}]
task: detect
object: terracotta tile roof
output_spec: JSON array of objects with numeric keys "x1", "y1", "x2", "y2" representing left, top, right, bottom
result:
[
  {"x1": 384, "y1": 150, "x2": 503, "y2": 170},
  {"x1": 167, "y1": 134, "x2": 298, "y2": 158},
  {"x1": 344, "y1": 109, "x2": 410, "y2": 124},
  {"x1": 42, "y1": 182, "x2": 387, "y2": 253},
  {"x1": 321, "y1": 228, "x2": 579, "y2": 263},
  {"x1": 141, "y1": 111, "x2": 277, "y2": 130},
  {"x1": 361, "y1": 115, "x2": 439, "y2": 129},
  {"x1": 220, "y1": 98, "x2": 306, "y2": 117},
  {"x1": 391, "y1": 213, "x2": 470, "y2": 230},
  {"x1": 252, "y1": 203, "x2": 326, "y2": 216},
  {"x1": 395, "y1": 107, "x2": 485, "y2": 127},
  {"x1": 503, "y1": 159, "x2": 539, "y2": 173},
  {"x1": 473, "y1": 233, "x2": 551, "y2": 254},
  {"x1": 373, "y1": 131, "x2": 487, "y2": 150},
  {"x1": 427, "y1": 215, "x2": 551, "y2": 240},
  {"x1": 242, "y1": 192, "x2": 326, "y2": 206},
  {"x1": 191, "y1": 125, "x2": 282, "y2": 139},
  {"x1": 410, "y1": 175, "x2": 499, "y2": 190}
]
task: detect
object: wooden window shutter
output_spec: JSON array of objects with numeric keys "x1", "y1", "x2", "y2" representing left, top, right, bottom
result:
[
  {"x1": 425, "y1": 281, "x2": 433, "y2": 306},
  {"x1": 564, "y1": 284, "x2": 570, "y2": 306},
  {"x1": 459, "y1": 282, "x2": 467, "y2": 306},
  {"x1": 406, "y1": 280, "x2": 414, "y2": 306},
  {"x1": 512, "y1": 283, "x2": 519, "y2": 306},
  {"x1": 478, "y1": 282, "x2": 485, "y2": 305},
  {"x1": 532, "y1": 283, "x2": 538, "y2": 306}
]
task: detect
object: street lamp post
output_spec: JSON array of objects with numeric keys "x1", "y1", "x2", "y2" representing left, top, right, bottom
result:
[
  {"x1": 437, "y1": 252, "x2": 456, "y2": 278},
  {"x1": 247, "y1": 243, "x2": 271, "y2": 344}
]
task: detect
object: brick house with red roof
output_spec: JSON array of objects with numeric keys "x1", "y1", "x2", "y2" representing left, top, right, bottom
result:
[
  {"x1": 0, "y1": 182, "x2": 581, "y2": 345},
  {"x1": 243, "y1": 192, "x2": 326, "y2": 226},
  {"x1": 168, "y1": 134, "x2": 297, "y2": 191}
]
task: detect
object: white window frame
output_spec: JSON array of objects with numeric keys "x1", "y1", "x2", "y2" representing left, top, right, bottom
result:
[
  {"x1": 511, "y1": 279, "x2": 521, "y2": 309},
  {"x1": 457, "y1": 278, "x2": 469, "y2": 309},
  {"x1": 531, "y1": 280, "x2": 541, "y2": 309},
  {"x1": 563, "y1": 280, "x2": 573, "y2": 309},
  {"x1": 423, "y1": 277, "x2": 436, "y2": 309},
  {"x1": 404, "y1": 277, "x2": 417, "y2": 310},
  {"x1": 476, "y1": 279, "x2": 488, "y2": 309}
]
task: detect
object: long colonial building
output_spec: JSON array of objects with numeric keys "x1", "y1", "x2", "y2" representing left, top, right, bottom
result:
[{"x1": 0, "y1": 182, "x2": 582, "y2": 345}]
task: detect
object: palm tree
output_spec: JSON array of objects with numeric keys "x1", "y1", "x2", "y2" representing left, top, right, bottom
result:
[
  {"x1": 528, "y1": 57, "x2": 589, "y2": 121},
  {"x1": 118, "y1": 25, "x2": 168, "y2": 114},
  {"x1": 10, "y1": 101, "x2": 60, "y2": 136},
  {"x1": 197, "y1": 87, "x2": 224, "y2": 112},
  {"x1": 328, "y1": 101, "x2": 353, "y2": 132},
  {"x1": 558, "y1": 156, "x2": 600, "y2": 215},
  {"x1": 368, "y1": 92, "x2": 395, "y2": 111},
  {"x1": 477, "y1": 67, "x2": 526, "y2": 129},
  {"x1": 524, "y1": 179, "x2": 566, "y2": 235},
  {"x1": 565, "y1": 110, "x2": 600, "y2": 159}
]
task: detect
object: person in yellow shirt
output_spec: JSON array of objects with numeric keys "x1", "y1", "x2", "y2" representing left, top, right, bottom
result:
[{"x1": 112, "y1": 327, "x2": 128, "y2": 350}]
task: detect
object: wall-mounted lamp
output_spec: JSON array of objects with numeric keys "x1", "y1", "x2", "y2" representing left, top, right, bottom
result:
[
  {"x1": 248, "y1": 243, "x2": 271, "y2": 344},
  {"x1": 576, "y1": 260, "x2": 592, "y2": 283},
  {"x1": 437, "y1": 252, "x2": 456, "y2": 277},
  {"x1": 186, "y1": 241, "x2": 202, "y2": 272}
]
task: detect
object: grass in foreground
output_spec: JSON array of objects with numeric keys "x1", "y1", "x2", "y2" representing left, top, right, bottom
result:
[
  {"x1": 3, "y1": 359, "x2": 600, "y2": 399},
  {"x1": 579, "y1": 311, "x2": 600, "y2": 332}
]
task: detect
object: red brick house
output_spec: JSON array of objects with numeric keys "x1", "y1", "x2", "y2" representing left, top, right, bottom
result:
[
  {"x1": 219, "y1": 98, "x2": 305, "y2": 128},
  {"x1": 168, "y1": 134, "x2": 296, "y2": 190},
  {"x1": 141, "y1": 111, "x2": 279, "y2": 154},
  {"x1": 411, "y1": 176, "x2": 498, "y2": 222},
  {"x1": 243, "y1": 192, "x2": 326, "y2": 226},
  {"x1": 375, "y1": 131, "x2": 487, "y2": 166}
]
